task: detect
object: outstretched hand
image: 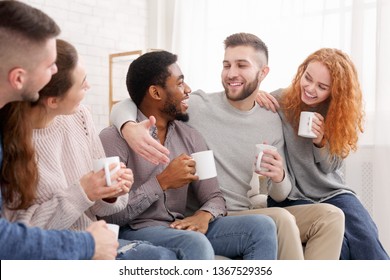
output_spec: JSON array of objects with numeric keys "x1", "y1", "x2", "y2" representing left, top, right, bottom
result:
[{"x1": 121, "y1": 116, "x2": 170, "y2": 165}]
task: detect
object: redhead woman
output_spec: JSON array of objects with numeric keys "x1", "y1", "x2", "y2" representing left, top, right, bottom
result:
[{"x1": 258, "y1": 48, "x2": 389, "y2": 260}]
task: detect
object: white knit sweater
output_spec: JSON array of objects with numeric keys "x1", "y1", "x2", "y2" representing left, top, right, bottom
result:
[{"x1": 3, "y1": 105, "x2": 128, "y2": 231}]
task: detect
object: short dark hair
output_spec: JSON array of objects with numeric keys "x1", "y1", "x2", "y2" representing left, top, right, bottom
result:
[
  {"x1": 126, "y1": 51, "x2": 178, "y2": 107},
  {"x1": 0, "y1": 1, "x2": 60, "y2": 42},
  {"x1": 0, "y1": 1, "x2": 61, "y2": 69},
  {"x1": 224, "y1": 32, "x2": 269, "y2": 64}
]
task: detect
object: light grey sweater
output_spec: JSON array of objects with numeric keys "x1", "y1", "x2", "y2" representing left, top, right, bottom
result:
[{"x1": 111, "y1": 90, "x2": 292, "y2": 211}]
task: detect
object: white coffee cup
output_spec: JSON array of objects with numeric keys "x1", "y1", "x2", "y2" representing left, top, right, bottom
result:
[
  {"x1": 92, "y1": 156, "x2": 120, "y2": 186},
  {"x1": 106, "y1": 223, "x2": 119, "y2": 239},
  {"x1": 191, "y1": 150, "x2": 217, "y2": 180},
  {"x1": 255, "y1": 144, "x2": 277, "y2": 173},
  {"x1": 298, "y1": 111, "x2": 317, "y2": 138}
]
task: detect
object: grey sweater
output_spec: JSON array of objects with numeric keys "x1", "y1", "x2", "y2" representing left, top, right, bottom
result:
[{"x1": 272, "y1": 89, "x2": 355, "y2": 202}]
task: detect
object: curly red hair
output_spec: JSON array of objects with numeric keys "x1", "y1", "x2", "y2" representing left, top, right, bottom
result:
[{"x1": 281, "y1": 48, "x2": 364, "y2": 158}]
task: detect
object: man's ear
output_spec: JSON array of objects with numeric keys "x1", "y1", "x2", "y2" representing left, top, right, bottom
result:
[
  {"x1": 259, "y1": 66, "x2": 270, "y2": 81},
  {"x1": 148, "y1": 85, "x2": 162, "y2": 100},
  {"x1": 8, "y1": 67, "x2": 26, "y2": 90}
]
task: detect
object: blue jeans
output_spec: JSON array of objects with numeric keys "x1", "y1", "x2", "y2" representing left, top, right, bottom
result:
[
  {"x1": 117, "y1": 239, "x2": 178, "y2": 260},
  {"x1": 268, "y1": 193, "x2": 389, "y2": 260},
  {"x1": 119, "y1": 215, "x2": 277, "y2": 260}
]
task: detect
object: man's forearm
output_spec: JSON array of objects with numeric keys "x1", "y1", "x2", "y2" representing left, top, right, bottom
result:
[{"x1": 110, "y1": 98, "x2": 137, "y2": 136}]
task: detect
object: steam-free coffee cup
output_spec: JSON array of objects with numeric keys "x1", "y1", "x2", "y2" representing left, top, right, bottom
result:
[
  {"x1": 191, "y1": 150, "x2": 217, "y2": 180},
  {"x1": 254, "y1": 144, "x2": 277, "y2": 173},
  {"x1": 92, "y1": 156, "x2": 120, "y2": 186},
  {"x1": 106, "y1": 223, "x2": 119, "y2": 239},
  {"x1": 298, "y1": 111, "x2": 317, "y2": 138}
]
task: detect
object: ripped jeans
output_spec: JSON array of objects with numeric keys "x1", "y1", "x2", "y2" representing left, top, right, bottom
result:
[{"x1": 116, "y1": 239, "x2": 178, "y2": 260}]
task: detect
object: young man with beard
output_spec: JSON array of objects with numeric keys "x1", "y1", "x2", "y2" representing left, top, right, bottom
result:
[
  {"x1": 98, "y1": 50, "x2": 278, "y2": 260},
  {"x1": 110, "y1": 33, "x2": 345, "y2": 259}
]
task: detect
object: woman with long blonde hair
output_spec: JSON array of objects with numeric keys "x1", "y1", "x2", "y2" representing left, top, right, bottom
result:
[{"x1": 258, "y1": 48, "x2": 388, "y2": 259}]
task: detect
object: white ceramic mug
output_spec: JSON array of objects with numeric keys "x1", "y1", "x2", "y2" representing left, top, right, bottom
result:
[
  {"x1": 191, "y1": 150, "x2": 217, "y2": 180},
  {"x1": 255, "y1": 144, "x2": 277, "y2": 173},
  {"x1": 92, "y1": 156, "x2": 120, "y2": 186},
  {"x1": 106, "y1": 223, "x2": 119, "y2": 239},
  {"x1": 298, "y1": 111, "x2": 317, "y2": 138}
]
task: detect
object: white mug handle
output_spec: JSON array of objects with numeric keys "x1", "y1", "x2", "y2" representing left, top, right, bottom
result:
[
  {"x1": 104, "y1": 162, "x2": 112, "y2": 186},
  {"x1": 255, "y1": 151, "x2": 264, "y2": 172}
]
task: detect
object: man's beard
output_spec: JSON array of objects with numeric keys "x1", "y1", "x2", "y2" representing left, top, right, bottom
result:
[
  {"x1": 223, "y1": 75, "x2": 259, "y2": 102},
  {"x1": 21, "y1": 89, "x2": 40, "y2": 103},
  {"x1": 162, "y1": 97, "x2": 189, "y2": 122}
]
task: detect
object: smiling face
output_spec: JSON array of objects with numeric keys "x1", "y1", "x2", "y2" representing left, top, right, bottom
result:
[
  {"x1": 221, "y1": 46, "x2": 262, "y2": 102},
  {"x1": 161, "y1": 63, "x2": 191, "y2": 122},
  {"x1": 300, "y1": 61, "x2": 332, "y2": 107}
]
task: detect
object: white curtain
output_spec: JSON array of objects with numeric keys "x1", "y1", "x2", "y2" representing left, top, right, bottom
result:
[
  {"x1": 373, "y1": 0, "x2": 390, "y2": 253},
  {"x1": 153, "y1": 0, "x2": 389, "y2": 252}
]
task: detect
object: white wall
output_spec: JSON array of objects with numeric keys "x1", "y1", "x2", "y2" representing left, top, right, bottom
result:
[{"x1": 24, "y1": 0, "x2": 150, "y2": 132}]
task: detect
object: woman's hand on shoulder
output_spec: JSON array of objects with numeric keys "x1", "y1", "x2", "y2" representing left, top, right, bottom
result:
[{"x1": 255, "y1": 90, "x2": 280, "y2": 113}]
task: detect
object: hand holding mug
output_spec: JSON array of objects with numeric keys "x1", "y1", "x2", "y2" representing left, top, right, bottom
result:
[
  {"x1": 156, "y1": 153, "x2": 197, "y2": 191},
  {"x1": 80, "y1": 164, "x2": 126, "y2": 201},
  {"x1": 111, "y1": 163, "x2": 133, "y2": 197},
  {"x1": 92, "y1": 156, "x2": 121, "y2": 186},
  {"x1": 80, "y1": 157, "x2": 131, "y2": 201},
  {"x1": 254, "y1": 144, "x2": 284, "y2": 183},
  {"x1": 311, "y1": 113, "x2": 325, "y2": 147}
]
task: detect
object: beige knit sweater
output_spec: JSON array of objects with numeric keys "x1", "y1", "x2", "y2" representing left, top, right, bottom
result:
[{"x1": 3, "y1": 105, "x2": 128, "y2": 231}]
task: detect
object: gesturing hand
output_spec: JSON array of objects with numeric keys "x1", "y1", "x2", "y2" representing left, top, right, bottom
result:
[{"x1": 121, "y1": 116, "x2": 170, "y2": 165}]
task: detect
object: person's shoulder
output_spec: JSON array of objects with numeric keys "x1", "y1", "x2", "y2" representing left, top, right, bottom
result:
[
  {"x1": 71, "y1": 104, "x2": 91, "y2": 118},
  {"x1": 54, "y1": 105, "x2": 91, "y2": 130},
  {"x1": 191, "y1": 89, "x2": 207, "y2": 97},
  {"x1": 63, "y1": 104, "x2": 93, "y2": 125},
  {"x1": 99, "y1": 125, "x2": 121, "y2": 140},
  {"x1": 191, "y1": 89, "x2": 221, "y2": 99},
  {"x1": 189, "y1": 90, "x2": 224, "y2": 112},
  {"x1": 270, "y1": 88, "x2": 285, "y2": 101}
]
